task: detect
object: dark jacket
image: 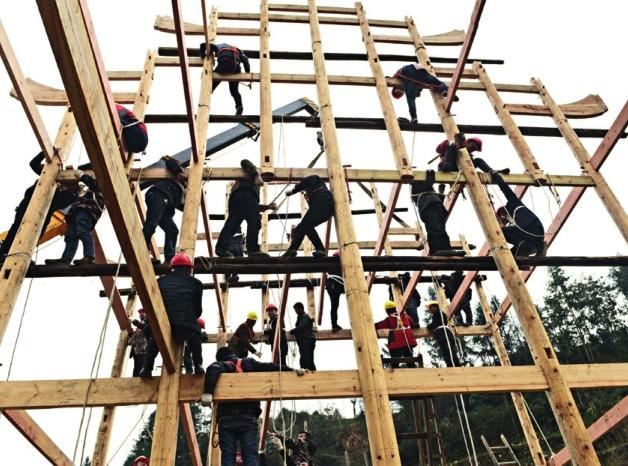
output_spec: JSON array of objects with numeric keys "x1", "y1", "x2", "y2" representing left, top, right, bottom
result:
[
  {"x1": 116, "y1": 104, "x2": 147, "y2": 133},
  {"x1": 228, "y1": 322, "x2": 257, "y2": 357},
  {"x1": 291, "y1": 175, "x2": 330, "y2": 203},
  {"x1": 442, "y1": 271, "x2": 472, "y2": 304},
  {"x1": 209, "y1": 43, "x2": 251, "y2": 73},
  {"x1": 427, "y1": 309, "x2": 451, "y2": 333},
  {"x1": 68, "y1": 175, "x2": 105, "y2": 223},
  {"x1": 205, "y1": 356, "x2": 290, "y2": 417},
  {"x1": 494, "y1": 173, "x2": 544, "y2": 236},
  {"x1": 411, "y1": 171, "x2": 445, "y2": 217},
  {"x1": 264, "y1": 314, "x2": 288, "y2": 352},
  {"x1": 231, "y1": 165, "x2": 262, "y2": 202},
  {"x1": 326, "y1": 274, "x2": 345, "y2": 295},
  {"x1": 157, "y1": 270, "x2": 203, "y2": 332},
  {"x1": 285, "y1": 436, "x2": 317, "y2": 466},
  {"x1": 389, "y1": 273, "x2": 420, "y2": 305},
  {"x1": 25, "y1": 152, "x2": 75, "y2": 212},
  {"x1": 290, "y1": 313, "x2": 315, "y2": 341},
  {"x1": 148, "y1": 157, "x2": 186, "y2": 210}
]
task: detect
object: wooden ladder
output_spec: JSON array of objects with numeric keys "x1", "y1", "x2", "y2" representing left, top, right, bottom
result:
[
  {"x1": 395, "y1": 395, "x2": 446, "y2": 466},
  {"x1": 481, "y1": 434, "x2": 522, "y2": 466}
]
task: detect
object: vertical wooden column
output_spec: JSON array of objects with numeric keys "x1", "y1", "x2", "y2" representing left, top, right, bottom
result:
[
  {"x1": 259, "y1": 0, "x2": 274, "y2": 178},
  {"x1": 460, "y1": 237, "x2": 547, "y2": 466},
  {"x1": 308, "y1": 2, "x2": 401, "y2": 464},
  {"x1": 532, "y1": 78, "x2": 628, "y2": 243},
  {"x1": 301, "y1": 194, "x2": 318, "y2": 323},
  {"x1": 406, "y1": 16, "x2": 600, "y2": 465},
  {"x1": 473, "y1": 62, "x2": 547, "y2": 182},
  {"x1": 0, "y1": 108, "x2": 75, "y2": 345},
  {"x1": 91, "y1": 294, "x2": 137, "y2": 466}
]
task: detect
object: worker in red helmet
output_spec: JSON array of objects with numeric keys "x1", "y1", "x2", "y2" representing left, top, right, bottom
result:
[
  {"x1": 117, "y1": 104, "x2": 148, "y2": 154},
  {"x1": 184, "y1": 317, "x2": 209, "y2": 374},
  {"x1": 325, "y1": 252, "x2": 345, "y2": 331},
  {"x1": 132, "y1": 455, "x2": 150, "y2": 466},
  {"x1": 263, "y1": 303, "x2": 289, "y2": 366},
  {"x1": 390, "y1": 63, "x2": 458, "y2": 123},
  {"x1": 140, "y1": 252, "x2": 205, "y2": 377},
  {"x1": 436, "y1": 134, "x2": 510, "y2": 175}
]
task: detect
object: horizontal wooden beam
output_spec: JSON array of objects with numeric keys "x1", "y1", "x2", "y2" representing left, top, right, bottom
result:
[
  {"x1": 0, "y1": 363, "x2": 625, "y2": 409},
  {"x1": 373, "y1": 30, "x2": 464, "y2": 46},
  {"x1": 58, "y1": 167, "x2": 597, "y2": 187},
  {"x1": 23, "y1": 255, "x2": 628, "y2": 278},
  {"x1": 195, "y1": 238, "x2": 432, "y2": 250},
  {"x1": 10, "y1": 77, "x2": 136, "y2": 105}
]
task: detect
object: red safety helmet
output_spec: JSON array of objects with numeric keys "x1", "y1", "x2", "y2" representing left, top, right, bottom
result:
[
  {"x1": 467, "y1": 137, "x2": 483, "y2": 151},
  {"x1": 197, "y1": 318, "x2": 206, "y2": 329},
  {"x1": 333, "y1": 251, "x2": 340, "y2": 257},
  {"x1": 435, "y1": 139, "x2": 449, "y2": 155},
  {"x1": 170, "y1": 252, "x2": 193, "y2": 269},
  {"x1": 138, "y1": 308, "x2": 146, "y2": 316},
  {"x1": 496, "y1": 206, "x2": 508, "y2": 222},
  {"x1": 133, "y1": 456, "x2": 150, "y2": 466},
  {"x1": 391, "y1": 87, "x2": 404, "y2": 99},
  {"x1": 265, "y1": 303, "x2": 278, "y2": 312}
]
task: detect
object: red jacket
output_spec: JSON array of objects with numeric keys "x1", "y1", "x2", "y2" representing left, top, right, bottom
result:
[{"x1": 375, "y1": 312, "x2": 417, "y2": 350}]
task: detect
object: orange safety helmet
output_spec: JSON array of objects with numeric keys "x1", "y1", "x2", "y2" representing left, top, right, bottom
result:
[
  {"x1": 170, "y1": 252, "x2": 193, "y2": 269},
  {"x1": 391, "y1": 87, "x2": 404, "y2": 99}
]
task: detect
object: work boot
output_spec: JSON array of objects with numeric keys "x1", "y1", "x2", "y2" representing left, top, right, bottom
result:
[
  {"x1": 282, "y1": 249, "x2": 297, "y2": 258},
  {"x1": 226, "y1": 274, "x2": 240, "y2": 285},
  {"x1": 432, "y1": 249, "x2": 465, "y2": 257},
  {"x1": 312, "y1": 250, "x2": 326, "y2": 258},
  {"x1": 441, "y1": 90, "x2": 460, "y2": 102},
  {"x1": 235, "y1": 105, "x2": 243, "y2": 116},
  {"x1": 194, "y1": 365, "x2": 205, "y2": 375},
  {"x1": 150, "y1": 256, "x2": 161, "y2": 265},
  {"x1": 200, "y1": 393, "x2": 213, "y2": 406},
  {"x1": 463, "y1": 320, "x2": 473, "y2": 327},
  {"x1": 73, "y1": 256, "x2": 95, "y2": 266},
  {"x1": 248, "y1": 251, "x2": 270, "y2": 258},
  {"x1": 332, "y1": 324, "x2": 343, "y2": 332},
  {"x1": 498, "y1": 168, "x2": 511, "y2": 175},
  {"x1": 215, "y1": 249, "x2": 234, "y2": 258},
  {"x1": 45, "y1": 258, "x2": 71, "y2": 265}
]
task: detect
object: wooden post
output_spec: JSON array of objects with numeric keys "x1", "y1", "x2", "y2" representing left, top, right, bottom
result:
[
  {"x1": 309, "y1": 2, "x2": 401, "y2": 464},
  {"x1": 473, "y1": 62, "x2": 547, "y2": 182},
  {"x1": 406, "y1": 16, "x2": 600, "y2": 465},
  {"x1": 316, "y1": 219, "x2": 332, "y2": 325},
  {"x1": 532, "y1": 78, "x2": 628, "y2": 243},
  {"x1": 259, "y1": 0, "x2": 274, "y2": 178},
  {"x1": 301, "y1": 194, "x2": 318, "y2": 323},
  {"x1": 460, "y1": 237, "x2": 547, "y2": 466},
  {"x1": 179, "y1": 403, "x2": 203, "y2": 466},
  {"x1": 0, "y1": 108, "x2": 75, "y2": 345}
]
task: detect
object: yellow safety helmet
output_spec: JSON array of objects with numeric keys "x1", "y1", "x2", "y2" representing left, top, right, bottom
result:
[
  {"x1": 246, "y1": 311, "x2": 259, "y2": 321},
  {"x1": 425, "y1": 300, "x2": 439, "y2": 310},
  {"x1": 384, "y1": 300, "x2": 397, "y2": 311}
]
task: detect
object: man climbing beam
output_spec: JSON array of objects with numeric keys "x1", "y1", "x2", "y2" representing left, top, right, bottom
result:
[{"x1": 436, "y1": 134, "x2": 510, "y2": 175}]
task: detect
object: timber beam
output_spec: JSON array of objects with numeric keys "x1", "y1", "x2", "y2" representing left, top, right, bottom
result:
[
  {"x1": 57, "y1": 167, "x2": 598, "y2": 187},
  {"x1": 0, "y1": 363, "x2": 626, "y2": 409}
]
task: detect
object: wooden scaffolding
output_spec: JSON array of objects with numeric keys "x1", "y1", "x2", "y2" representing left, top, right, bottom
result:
[{"x1": 0, "y1": 1, "x2": 627, "y2": 465}]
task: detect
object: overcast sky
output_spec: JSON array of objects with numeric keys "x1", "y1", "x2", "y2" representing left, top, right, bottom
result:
[{"x1": 0, "y1": 1, "x2": 626, "y2": 464}]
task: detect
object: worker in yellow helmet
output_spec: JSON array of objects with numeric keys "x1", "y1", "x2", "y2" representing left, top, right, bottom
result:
[
  {"x1": 227, "y1": 310, "x2": 262, "y2": 358},
  {"x1": 375, "y1": 300, "x2": 418, "y2": 368},
  {"x1": 425, "y1": 300, "x2": 461, "y2": 367}
]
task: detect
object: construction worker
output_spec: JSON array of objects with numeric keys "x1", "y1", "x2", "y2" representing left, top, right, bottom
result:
[
  {"x1": 225, "y1": 230, "x2": 245, "y2": 284},
  {"x1": 411, "y1": 170, "x2": 459, "y2": 256},
  {"x1": 391, "y1": 63, "x2": 458, "y2": 123},
  {"x1": 215, "y1": 159, "x2": 274, "y2": 258},
  {"x1": 263, "y1": 303, "x2": 288, "y2": 367},
  {"x1": 128, "y1": 315, "x2": 148, "y2": 377},
  {"x1": 283, "y1": 175, "x2": 333, "y2": 258},
  {"x1": 441, "y1": 271, "x2": 473, "y2": 326},
  {"x1": 140, "y1": 253, "x2": 205, "y2": 377},
  {"x1": 132, "y1": 455, "x2": 150, "y2": 466},
  {"x1": 493, "y1": 172, "x2": 546, "y2": 256},
  {"x1": 325, "y1": 251, "x2": 344, "y2": 331},
  {"x1": 0, "y1": 152, "x2": 77, "y2": 263},
  {"x1": 45, "y1": 173, "x2": 105, "y2": 265},
  {"x1": 268, "y1": 432, "x2": 316, "y2": 466},
  {"x1": 389, "y1": 272, "x2": 421, "y2": 326},
  {"x1": 117, "y1": 104, "x2": 148, "y2": 154},
  {"x1": 425, "y1": 300, "x2": 461, "y2": 367},
  {"x1": 142, "y1": 156, "x2": 188, "y2": 264},
  {"x1": 375, "y1": 301, "x2": 418, "y2": 368},
  {"x1": 228, "y1": 311, "x2": 262, "y2": 358},
  {"x1": 200, "y1": 346, "x2": 305, "y2": 466},
  {"x1": 435, "y1": 135, "x2": 510, "y2": 175},
  {"x1": 290, "y1": 302, "x2": 316, "y2": 371},
  {"x1": 184, "y1": 318, "x2": 209, "y2": 374},
  {"x1": 200, "y1": 42, "x2": 251, "y2": 115}
]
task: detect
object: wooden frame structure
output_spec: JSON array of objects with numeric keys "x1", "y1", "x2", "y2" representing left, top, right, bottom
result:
[{"x1": 0, "y1": 2, "x2": 626, "y2": 466}]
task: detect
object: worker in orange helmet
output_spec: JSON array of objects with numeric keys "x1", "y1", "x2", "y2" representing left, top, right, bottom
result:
[{"x1": 140, "y1": 253, "x2": 204, "y2": 377}]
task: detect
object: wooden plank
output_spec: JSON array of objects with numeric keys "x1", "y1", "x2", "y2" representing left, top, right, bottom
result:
[
  {"x1": 221, "y1": 12, "x2": 408, "y2": 28},
  {"x1": 308, "y1": 2, "x2": 401, "y2": 464},
  {"x1": 259, "y1": 0, "x2": 274, "y2": 178},
  {"x1": 506, "y1": 94, "x2": 608, "y2": 119},
  {"x1": 406, "y1": 15, "x2": 601, "y2": 465},
  {"x1": 0, "y1": 108, "x2": 75, "y2": 346},
  {"x1": 35, "y1": 0, "x2": 176, "y2": 372},
  {"x1": 0, "y1": 363, "x2": 626, "y2": 409},
  {"x1": 107, "y1": 70, "x2": 142, "y2": 81},
  {"x1": 549, "y1": 396, "x2": 628, "y2": 466},
  {"x1": 533, "y1": 79, "x2": 628, "y2": 243},
  {"x1": 444, "y1": 0, "x2": 486, "y2": 111},
  {"x1": 269, "y1": 3, "x2": 357, "y2": 15},
  {"x1": 373, "y1": 30, "x2": 465, "y2": 46},
  {"x1": 3, "y1": 409, "x2": 73, "y2": 465},
  {"x1": 0, "y1": 20, "x2": 55, "y2": 162},
  {"x1": 10, "y1": 77, "x2": 136, "y2": 105},
  {"x1": 179, "y1": 403, "x2": 203, "y2": 466}
]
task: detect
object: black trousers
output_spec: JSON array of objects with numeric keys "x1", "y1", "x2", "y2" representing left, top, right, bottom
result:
[
  {"x1": 503, "y1": 225, "x2": 544, "y2": 256},
  {"x1": 421, "y1": 205, "x2": 451, "y2": 253},
  {"x1": 271, "y1": 340, "x2": 288, "y2": 367},
  {"x1": 297, "y1": 338, "x2": 316, "y2": 370},
  {"x1": 143, "y1": 327, "x2": 203, "y2": 371},
  {"x1": 143, "y1": 189, "x2": 179, "y2": 263},
  {"x1": 212, "y1": 63, "x2": 243, "y2": 109},
  {"x1": 435, "y1": 329, "x2": 461, "y2": 367},
  {"x1": 132, "y1": 353, "x2": 145, "y2": 377},
  {"x1": 456, "y1": 298, "x2": 472, "y2": 325},
  {"x1": 325, "y1": 281, "x2": 344, "y2": 326},
  {"x1": 216, "y1": 190, "x2": 261, "y2": 254},
  {"x1": 288, "y1": 191, "x2": 333, "y2": 252},
  {"x1": 390, "y1": 347, "x2": 416, "y2": 368}
]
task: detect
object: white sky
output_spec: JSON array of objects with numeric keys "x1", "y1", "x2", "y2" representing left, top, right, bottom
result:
[{"x1": 0, "y1": 1, "x2": 626, "y2": 464}]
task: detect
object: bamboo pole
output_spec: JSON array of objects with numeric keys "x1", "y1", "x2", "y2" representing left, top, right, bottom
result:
[
  {"x1": 308, "y1": 1, "x2": 401, "y2": 464},
  {"x1": 406, "y1": 15, "x2": 600, "y2": 465}
]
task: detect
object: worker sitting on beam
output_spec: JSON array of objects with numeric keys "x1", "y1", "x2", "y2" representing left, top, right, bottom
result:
[{"x1": 436, "y1": 134, "x2": 510, "y2": 175}]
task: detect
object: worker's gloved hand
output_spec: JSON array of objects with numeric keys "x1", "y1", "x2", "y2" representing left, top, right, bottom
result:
[
  {"x1": 410, "y1": 117, "x2": 418, "y2": 125},
  {"x1": 269, "y1": 435, "x2": 283, "y2": 448},
  {"x1": 268, "y1": 202, "x2": 278, "y2": 211},
  {"x1": 254, "y1": 349, "x2": 263, "y2": 358},
  {"x1": 425, "y1": 169, "x2": 436, "y2": 185},
  {"x1": 294, "y1": 368, "x2": 308, "y2": 376},
  {"x1": 200, "y1": 393, "x2": 213, "y2": 407}
]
